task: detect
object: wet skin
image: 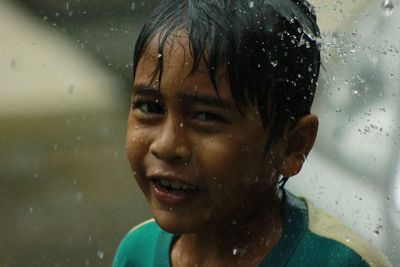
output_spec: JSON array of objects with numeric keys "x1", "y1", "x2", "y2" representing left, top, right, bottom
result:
[{"x1": 126, "y1": 33, "x2": 318, "y2": 266}]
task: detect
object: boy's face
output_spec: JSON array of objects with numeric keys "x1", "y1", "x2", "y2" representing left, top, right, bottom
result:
[{"x1": 126, "y1": 34, "x2": 284, "y2": 233}]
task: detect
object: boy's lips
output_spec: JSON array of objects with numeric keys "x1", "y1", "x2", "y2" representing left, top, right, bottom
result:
[
  {"x1": 147, "y1": 173, "x2": 200, "y2": 205},
  {"x1": 147, "y1": 172, "x2": 199, "y2": 187}
]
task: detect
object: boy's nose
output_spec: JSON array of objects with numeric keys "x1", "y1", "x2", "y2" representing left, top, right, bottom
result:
[{"x1": 149, "y1": 118, "x2": 191, "y2": 164}]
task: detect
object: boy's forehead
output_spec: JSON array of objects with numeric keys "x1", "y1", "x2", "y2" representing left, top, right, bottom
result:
[
  {"x1": 140, "y1": 32, "x2": 228, "y2": 77},
  {"x1": 141, "y1": 32, "x2": 191, "y2": 68},
  {"x1": 135, "y1": 32, "x2": 231, "y2": 95}
]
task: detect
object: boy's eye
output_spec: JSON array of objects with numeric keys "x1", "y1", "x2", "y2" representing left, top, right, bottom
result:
[
  {"x1": 194, "y1": 111, "x2": 226, "y2": 123},
  {"x1": 132, "y1": 100, "x2": 165, "y2": 115}
]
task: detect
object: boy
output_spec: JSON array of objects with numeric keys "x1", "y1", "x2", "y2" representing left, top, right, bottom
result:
[{"x1": 114, "y1": 0, "x2": 392, "y2": 266}]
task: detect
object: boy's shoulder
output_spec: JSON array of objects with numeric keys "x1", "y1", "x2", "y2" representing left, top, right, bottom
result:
[
  {"x1": 294, "y1": 195, "x2": 392, "y2": 267},
  {"x1": 113, "y1": 193, "x2": 392, "y2": 267},
  {"x1": 113, "y1": 219, "x2": 173, "y2": 267},
  {"x1": 263, "y1": 191, "x2": 392, "y2": 266}
]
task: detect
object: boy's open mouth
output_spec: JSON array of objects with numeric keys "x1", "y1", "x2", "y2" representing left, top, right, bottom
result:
[{"x1": 151, "y1": 178, "x2": 199, "y2": 193}]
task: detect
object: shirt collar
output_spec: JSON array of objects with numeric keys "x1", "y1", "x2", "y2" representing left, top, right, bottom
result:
[
  {"x1": 155, "y1": 190, "x2": 308, "y2": 267},
  {"x1": 259, "y1": 190, "x2": 308, "y2": 267}
]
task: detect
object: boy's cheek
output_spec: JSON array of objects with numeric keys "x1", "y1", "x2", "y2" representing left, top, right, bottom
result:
[
  {"x1": 126, "y1": 132, "x2": 147, "y2": 174},
  {"x1": 126, "y1": 142, "x2": 149, "y2": 194}
]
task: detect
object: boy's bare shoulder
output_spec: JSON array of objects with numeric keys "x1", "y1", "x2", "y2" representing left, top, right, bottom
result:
[{"x1": 304, "y1": 198, "x2": 392, "y2": 267}]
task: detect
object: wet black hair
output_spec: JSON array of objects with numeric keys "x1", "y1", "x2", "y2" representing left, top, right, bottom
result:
[{"x1": 133, "y1": 0, "x2": 321, "y2": 148}]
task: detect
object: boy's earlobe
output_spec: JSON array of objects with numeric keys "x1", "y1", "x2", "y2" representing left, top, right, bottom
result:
[
  {"x1": 277, "y1": 154, "x2": 306, "y2": 177},
  {"x1": 276, "y1": 114, "x2": 319, "y2": 177}
]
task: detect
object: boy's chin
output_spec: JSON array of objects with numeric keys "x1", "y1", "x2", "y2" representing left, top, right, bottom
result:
[{"x1": 152, "y1": 209, "x2": 209, "y2": 234}]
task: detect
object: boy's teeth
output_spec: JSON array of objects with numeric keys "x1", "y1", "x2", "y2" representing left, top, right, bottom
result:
[
  {"x1": 181, "y1": 184, "x2": 189, "y2": 190},
  {"x1": 158, "y1": 179, "x2": 196, "y2": 191},
  {"x1": 160, "y1": 179, "x2": 170, "y2": 187},
  {"x1": 171, "y1": 181, "x2": 181, "y2": 189}
]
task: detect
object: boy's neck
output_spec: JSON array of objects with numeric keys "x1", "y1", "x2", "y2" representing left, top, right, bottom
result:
[{"x1": 171, "y1": 191, "x2": 283, "y2": 267}]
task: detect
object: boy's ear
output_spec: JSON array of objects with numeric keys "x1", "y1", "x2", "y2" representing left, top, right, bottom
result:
[{"x1": 275, "y1": 114, "x2": 318, "y2": 177}]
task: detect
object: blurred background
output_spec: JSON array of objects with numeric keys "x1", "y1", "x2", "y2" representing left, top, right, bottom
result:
[{"x1": 0, "y1": 0, "x2": 399, "y2": 266}]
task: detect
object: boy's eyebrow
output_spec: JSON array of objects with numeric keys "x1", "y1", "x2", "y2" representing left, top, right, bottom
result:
[
  {"x1": 132, "y1": 83, "x2": 234, "y2": 109},
  {"x1": 177, "y1": 93, "x2": 234, "y2": 109},
  {"x1": 132, "y1": 84, "x2": 163, "y2": 98}
]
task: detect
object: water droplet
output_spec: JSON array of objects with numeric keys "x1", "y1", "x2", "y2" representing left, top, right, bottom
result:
[
  {"x1": 257, "y1": 63, "x2": 261, "y2": 68},
  {"x1": 10, "y1": 58, "x2": 16, "y2": 69},
  {"x1": 97, "y1": 249, "x2": 104, "y2": 259},
  {"x1": 374, "y1": 225, "x2": 383, "y2": 236},
  {"x1": 249, "y1": 1, "x2": 254, "y2": 8},
  {"x1": 29, "y1": 207, "x2": 34, "y2": 213},
  {"x1": 76, "y1": 192, "x2": 84, "y2": 203},
  {"x1": 179, "y1": 122, "x2": 184, "y2": 128},
  {"x1": 233, "y1": 248, "x2": 238, "y2": 255},
  {"x1": 68, "y1": 84, "x2": 74, "y2": 95},
  {"x1": 66, "y1": 1, "x2": 70, "y2": 10},
  {"x1": 131, "y1": 1, "x2": 136, "y2": 10},
  {"x1": 382, "y1": 0, "x2": 394, "y2": 16}
]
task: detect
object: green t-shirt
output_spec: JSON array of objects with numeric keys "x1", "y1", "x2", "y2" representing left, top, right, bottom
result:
[{"x1": 113, "y1": 191, "x2": 391, "y2": 267}]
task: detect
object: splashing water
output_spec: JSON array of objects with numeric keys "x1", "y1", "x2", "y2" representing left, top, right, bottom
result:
[
  {"x1": 271, "y1": 60, "x2": 278, "y2": 67},
  {"x1": 382, "y1": 0, "x2": 394, "y2": 17},
  {"x1": 97, "y1": 249, "x2": 104, "y2": 259},
  {"x1": 233, "y1": 248, "x2": 238, "y2": 255}
]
